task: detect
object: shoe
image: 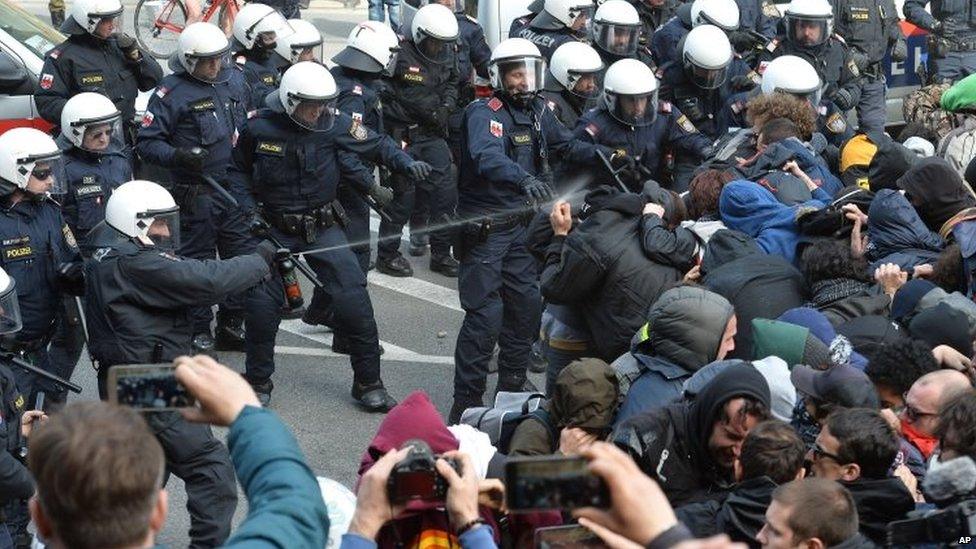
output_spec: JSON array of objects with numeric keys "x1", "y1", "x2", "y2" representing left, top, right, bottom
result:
[
  {"x1": 249, "y1": 378, "x2": 273, "y2": 407},
  {"x1": 332, "y1": 333, "x2": 384, "y2": 355},
  {"x1": 448, "y1": 399, "x2": 481, "y2": 424},
  {"x1": 376, "y1": 254, "x2": 414, "y2": 277},
  {"x1": 408, "y1": 235, "x2": 428, "y2": 257},
  {"x1": 214, "y1": 316, "x2": 246, "y2": 352},
  {"x1": 192, "y1": 332, "x2": 216, "y2": 353},
  {"x1": 430, "y1": 254, "x2": 459, "y2": 277},
  {"x1": 352, "y1": 380, "x2": 397, "y2": 412},
  {"x1": 280, "y1": 304, "x2": 306, "y2": 320},
  {"x1": 302, "y1": 306, "x2": 333, "y2": 330},
  {"x1": 496, "y1": 377, "x2": 537, "y2": 396}
]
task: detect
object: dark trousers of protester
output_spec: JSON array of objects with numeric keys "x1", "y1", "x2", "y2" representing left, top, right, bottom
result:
[
  {"x1": 857, "y1": 75, "x2": 887, "y2": 134},
  {"x1": 2, "y1": 500, "x2": 28, "y2": 549},
  {"x1": 337, "y1": 179, "x2": 373, "y2": 274},
  {"x1": 95, "y1": 370, "x2": 238, "y2": 549},
  {"x1": 268, "y1": 222, "x2": 383, "y2": 384},
  {"x1": 377, "y1": 134, "x2": 456, "y2": 260},
  {"x1": 453, "y1": 224, "x2": 540, "y2": 416}
]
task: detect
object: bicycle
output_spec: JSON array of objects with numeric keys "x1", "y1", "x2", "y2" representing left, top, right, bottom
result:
[{"x1": 134, "y1": 0, "x2": 239, "y2": 59}]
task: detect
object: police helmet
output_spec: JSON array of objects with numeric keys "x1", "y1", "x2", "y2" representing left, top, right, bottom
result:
[
  {"x1": 761, "y1": 55, "x2": 823, "y2": 106},
  {"x1": 489, "y1": 38, "x2": 547, "y2": 105},
  {"x1": 67, "y1": 0, "x2": 123, "y2": 35},
  {"x1": 176, "y1": 23, "x2": 231, "y2": 82},
  {"x1": 60, "y1": 92, "x2": 124, "y2": 154},
  {"x1": 0, "y1": 267, "x2": 21, "y2": 335},
  {"x1": 532, "y1": 0, "x2": 595, "y2": 31},
  {"x1": 785, "y1": 0, "x2": 833, "y2": 48},
  {"x1": 332, "y1": 20, "x2": 400, "y2": 74},
  {"x1": 419, "y1": 0, "x2": 465, "y2": 13},
  {"x1": 683, "y1": 25, "x2": 732, "y2": 89},
  {"x1": 592, "y1": 0, "x2": 641, "y2": 57},
  {"x1": 603, "y1": 58, "x2": 658, "y2": 126},
  {"x1": 411, "y1": 4, "x2": 460, "y2": 64},
  {"x1": 232, "y1": 3, "x2": 293, "y2": 51},
  {"x1": 0, "y1": 128, "x2": 65, "y2": 198},
  {"x1": 105, "y1": 180, "x2": 180, "y2": 249},
  {"x1": 274, "y1": 61, "x2": 340, "y2": 131},
  {"x1": 275, "y1": 19, "x2": 323, "y2": 65},
  {"x1": 549, "y1": 41, "x2": 604, "y2": 98},
  {"x1": 689, "y1": 0, "x2": 739, "y2": 31}
]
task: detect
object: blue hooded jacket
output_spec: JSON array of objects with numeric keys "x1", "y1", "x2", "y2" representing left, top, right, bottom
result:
[
  {"x1": 719, "y1": 181, "x2": 825, "y2": 264},
  {"x1": 865, "y1": 189, "x2": 944, "y2": 272}
]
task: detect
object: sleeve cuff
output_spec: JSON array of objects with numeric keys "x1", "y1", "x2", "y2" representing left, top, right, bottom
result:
[
  {"x1": 459, "y1": 524, "x2": 495, "y2": 548},
  {"x1": 341, "y1": 533, "x2": 379, "y2": 549},
  {"x1": 645, "y1": 523, "x2": 693, "y2": 549}
]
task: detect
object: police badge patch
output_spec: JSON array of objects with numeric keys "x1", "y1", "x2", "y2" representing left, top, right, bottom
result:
[
  {"x1": 40, "y1": 73, "x2": 53, "y2": 90},
  {"x1": 826, "y1": 112, "x2": 847, "y2": 134},
  {"x1": 62, "y1": 224, "x2": 78, "y2": 250},
  {"x1": 350, "y1": 121, "x2": 368, "y2": 141},
  {"x1": 676, "y1": 115, "x2": 697, "y2": 133},
  {"x1": 490, "y1": 120, "x2": 503, "y2": 138},
  {"x1": 141, "y1": 111, "x2": 154, "y2": 128}
]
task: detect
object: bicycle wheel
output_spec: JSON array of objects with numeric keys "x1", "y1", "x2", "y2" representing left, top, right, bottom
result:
[{"x1": 134, "y1": 0, "x2": 187, "y2": 59}]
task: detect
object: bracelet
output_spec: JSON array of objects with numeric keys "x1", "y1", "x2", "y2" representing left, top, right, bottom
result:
[{"x1": 456, "y1": 517, "x2": 487, "y2": 536}]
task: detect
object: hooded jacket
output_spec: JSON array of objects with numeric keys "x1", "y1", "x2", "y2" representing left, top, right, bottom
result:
[
  {"x1": 719, "y1": 181, "x2": 826, "y2": 264},
  {"x1": 865, "y1": 189, "x2": 944, "y2": 272},
  {"x1": 843, "y1": 477, "x2": 915, "y2": 546},
  {"x1": 541, "y1": 187, "x2": 682, "y2": 361},
  {"x1": 613, "y1": 362, "x2": 771, "y2": 507},
  {"x1": 508, "y1": 358, "x2": 619, "y2": 456},
  {"x1": 700, "y1": 230, "x2": 808, "y2": 359},
  {"x1": 731, "y1": 138, "x2": 844, "y2": 198},
  {"x1": 614, "y1": 286, "x2": 735, "y2": 426},
  {"x1": 674, "y1": 476, "x2": 779, "y2": 547},
  {"x1": 897, "y1": 157, "x2": 976, "y2": 232}
]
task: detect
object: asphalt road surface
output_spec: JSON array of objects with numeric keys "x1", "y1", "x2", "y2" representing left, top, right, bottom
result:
[{"x1": 9, "y1": 2, "x2": 546, "y2": 545}]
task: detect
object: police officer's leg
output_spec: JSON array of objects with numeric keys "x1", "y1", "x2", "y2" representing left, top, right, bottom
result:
[
  {"x1": 496, "y1": 226, "x2": 540, "y2": 391},
  {"x1": 40, "y1": 298, "x2": 84, "y2": 410},
  {"x1": 422, "y1": 137, "x2": 459, "y2": 277},
  {"x1": 961, "y1": 51, "x2": 976, "y2": 82},
  {"x1": 337, "y1": 181, "x2": 373, "y2": 274},
  {"x1": 150, "y1": 414, "x2": 237, "y2": 548},
  {"x1": 931, "y1": 51, "x2": 966, "y2": 84},
  {"x1": 376, "y1": 162, "x2": 416, "y2": 277},
  {"x1": 243, "y1": 276, "x2": 282, "y2": 405},
  {"x1": 177, "y1": 189, "x2": 219, "y2": 351},
  {"x1": 450, "y1": 230, "x2": 508, "y2": 423},
  {"x1": 213, "y1": 196, "x2": 256, "y2": 351},
  {"x1": 855, "y1": 76, "x2": 887, "y2": 134}
]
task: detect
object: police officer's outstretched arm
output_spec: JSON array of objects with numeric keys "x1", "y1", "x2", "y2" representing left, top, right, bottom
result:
[
  {"x1": 333, "y1": 113, "x2": 428, "y2": 180},
  {"x1": 666, "y1": 107, "x2": 713, "y2": 157},
  {"x1": 541, "y1": 105, "x2": 611, "y2": 166}
]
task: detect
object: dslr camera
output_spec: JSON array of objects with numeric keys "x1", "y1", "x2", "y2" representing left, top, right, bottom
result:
[
  {"x1": 887, "y1": 500, "x2": 976, "y2": 546},
  {"x1": 387, "y1": 439, "x2": 460, "y2": 504}
]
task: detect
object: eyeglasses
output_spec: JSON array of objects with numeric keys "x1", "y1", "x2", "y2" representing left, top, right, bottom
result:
[
  {"x1": 902, "y1": 401, "x2": 937, "y2": 423},
  {"x1": 810, "y1": 442, "x2": 841, "y2": 463},
  {"x1": 31, "y1": 168, "x2": 54, "y2": 181}
]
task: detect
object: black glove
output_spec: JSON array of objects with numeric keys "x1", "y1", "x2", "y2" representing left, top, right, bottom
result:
[
  {"x1": 729, "y1": 74, "x2": 758, "y2": 91},
  {"x1": 729, "y1": 30, "x2": 756, "y2": 53},
  {"x1": 368, "y1": 182, "x2": 394, "y2": 208},
  {"x1": 113, "y1": 33, "x2": 141, "y2": 61},
  {"x1": 172, "y1": 147, "x2": 208, "y2": 173},
  {"x1": 891, "y1": 38, "x2": 908, "y2": 62},
  {"x1": 255, "y1": 240, "x2": 277, "y2": 270},
  {"x1": 406, "y1": 160, "x2": 433, "y2": 180},
  {"x1": 830, "y1": 87, "x2": 856, "y2": 111},
  {"x1": 57, "y1": 261, "x2": 85, "y2": 296},
  {"x1": 610, "y1": 149, "x2": 636, "y2": 172},
  {"x1": 933, "y1": 19, "x2": 956, "y2": 40},
  {"x1": 519, "y1": 175, "x2": 554, "y2": 202},
  {"x1": 851, "y1": 49, "x2": 870, "y2": 72}
]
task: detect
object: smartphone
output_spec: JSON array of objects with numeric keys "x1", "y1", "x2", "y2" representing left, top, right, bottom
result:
[
  {"x1": 505, "y1": 456, "x2": 610, "y2": 512},
  {"x1": 535, "y1": 525, "x2": 607, "y2": 548},
  {"x1": 107, "y1": 364, "x2": 194, "y2": 412}
]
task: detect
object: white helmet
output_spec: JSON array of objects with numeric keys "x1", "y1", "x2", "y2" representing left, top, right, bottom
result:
[
  {"x1": 489, "y1": 38, "x2": 546, "y2": 104},
  {"x1": 591, "y1": 0, "x2": 641, "y2": 57},
  {"x1": 683, "y1": 25, "x2": 732, "y2": 89},
  {"x1": 177, "y1": 23, "x2": 231, "y2": 81},
  {"x1": 411, "y1": 4, "x2": 459, "y2": 64},
  {"x1": 275, "y1": 62, "x2": 339, "y2": 131},
  {"x1": 420, "y1": 0, "x2": 465, "y2": 12},
  {"x1": 60, "y1": 92, "x2": 123, "y2": 153},
  {"x1": 68, "y1": 0, "x2": 123, "y2": 35},
  {"x1": 333, "y1": 20, "x2": 400, "y2": 74},
  {"x1": 0, "y1": 267, "x2": 21, "y2": 335},
  {"x1": 0, "y1": 128, "x2": 65, "y2": 198},
  {"x1": 233, "y1": 3, "x2": 292, "y2": 51},
  {"x1": 533, "y1": 0, "x2": 595, "y2": 31},
  {"x1": 274, "y1": 19, "x2": 322, "y2": 65},
  {"x1": 603, "y1": 58, "x2": 658, "y2": 126},
  {"x1": 549, "y1": 41, "x2": 603, "y2": 98},
  {"x1": 105, "y1": 180, "x2": 180, "y2": 249},
  {"x1": 760, "y1": 55, "x2": 823, "y2": 105},
  {"x1": 785, "y1": 0, "x2": 833, "y2": 48},
  {"x1": 689, "y1": 0, "x2": 739, "y2": 31}
]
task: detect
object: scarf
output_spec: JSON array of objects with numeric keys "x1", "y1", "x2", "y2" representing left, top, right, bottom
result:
[{"x1": 810, "y1": 278, "x2": 873, "y2": 309}]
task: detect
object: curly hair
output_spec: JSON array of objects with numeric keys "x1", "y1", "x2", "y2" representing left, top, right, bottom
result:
[
  {"x1": 800, "y1": 238, "x2": 872, "y2": 285},
  {"x1": 746, "y1": 93, "x2": 817, "y2": 141},
  {"x1": 688, "y1": 169, "x2": 735, "y2": 219},
  {"x1": 865, "y1": 338, "x2": 939, "y2": 396},
  {"x1": 932, "y1": 243, "x2": 965, "y2": 293},
  {"x1": 935, "y1": 389, "x2": 976, "y2": 461}
]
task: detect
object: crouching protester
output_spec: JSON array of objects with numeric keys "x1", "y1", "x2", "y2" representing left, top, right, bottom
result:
[{"x1": 25, "y1": 355, "x2": 329, "y2": 549}]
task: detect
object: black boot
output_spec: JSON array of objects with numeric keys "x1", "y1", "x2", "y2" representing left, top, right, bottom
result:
[
  {"x1": 448, "y1": 397, "x2": 482, "y2": 424},
  {"x1": 352, "y1": 380, "x2": 397, "y2": 412},
  {"x1": 247, "y1": 377, "x2": 274, "y2": 407},
  {"x1": 301, "y1": 306, "x2": 333, "y2": 330},
  {"x1": 214, "y1": 313, "x2": 245, "y2": 351},
  {"x1": 376, "y1": 254, "x2": 414, "y2": 277},
  {"x1": 408, "y1": 234, "x2": 428, "y2": 256},
  {"x1": 496, "y1": 376, "x2": 537, "y2": 396},
  {"x1": 430, "y1": 254, "x2": 459, "y2": 277}
]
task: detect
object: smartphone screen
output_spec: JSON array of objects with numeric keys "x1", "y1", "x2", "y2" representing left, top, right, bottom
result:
[
  {"x1": 535, "y1": 525, "x2": 607, "y2": 548},
  {"x1": 506, "y1": 456, "x2": 610, "y2": 512},
  {"x1": 107, "y1": 364, "x2": 194, "y2": 412}
]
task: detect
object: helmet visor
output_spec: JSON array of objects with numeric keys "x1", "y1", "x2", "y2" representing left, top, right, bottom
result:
[
  {"x1": 566, "y1": 68, "x2": 602, "y2": 99},
  {"x1": 185, "y1": 50, "x2": 232, "y2": 83},
  {"x1": 290, "y1": 40, "x2": 324, "y2": 64},
  {"x1": 250, "y1": 11, "x2": 294, "y2": 45},
  {"x1": 139, "y1": 207, "x2": 180, "y2": 250},
  {"x1": 75, "y1": 114, "x2": 125, "y2": 154},
  {"x1": 23, "y1": 152, "x2": 66, "y2": 197},
  {"x1": 606, "y1": 90, "x2": 658, "y2": 126},
  {"x1": 491, "y1": 57, "x2": 547, "y2": 98},
  {"x1": 287, "y1": 97, "x2": 338, "y2": 132},
  {"x1": 0, "y1": 280, "x2": 21, "y2": 335},
  {"x1": 592, "y1": 21, "x2": 640, "y2": 56},
  {"x1": 570, "y1": 4, "x2": 596, "y2": 33},
  {"x1": 686, "y1": 61, "x2": 729, "y2": 89},
  {"x1": 787, "y1": 16, "x2": 829, "y2": 48},
  {"x1": 416, "y1": 34, "x2": 457, "y2": 65}
]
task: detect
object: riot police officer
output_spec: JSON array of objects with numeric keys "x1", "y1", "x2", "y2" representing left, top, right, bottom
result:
[
  {"x1": 510, "y1": 0, "x2": 545, "y2": 37},
  {"x1": 542, "y1": 41, "x2": 604, "y2": 129},
  {"x1": 85, "y1": 180, "x2": 270, "y2": 547},
  {"x1": 378, "y1": 4, "x2": 461, "y2": 278},
  {"x1": 136, "y1": 23, "x2": 256, "y2": 353},
  {"x1": 36, "y1": 0, "x2": 162, "y2": 145},
  {"x1": 573, "y1": 58, "x2": 713, "y2": 192},
  {"x1": 275, "y1": 17, "x2": 324, "y2": 66},
  {"x1": 231, "y1": 3, "x2": 292, "y2": 109},
  {"x1": 729, "y1": 0, "x2": 780, "y2": 48},
  {"x1": 760, "y1": 0, "x2": 863, "y2": 118},
  {"x1": 905, "y1": 0, "x2": 976, "y2": 83},
  {"x1": 327, "y1": 21, "x2": 399, "y2": 278},
  {"x1": 831, "y1": 0, "x2": 905, "y2": 131},
  {"x1": 228, "y1": 62, "x2": 431, "y2": 412},
  {"x1": 591, "y1": 0, "x2": 654, "y2": 66},
  {"x1": 652, "y1": 0, "x2": 739, "y2": 67},
  {"x1": 450, "y1": 38, "x2": 610, "y2": 422},
  {"x1": 516, "y1": 0, "x2": 595, "y2": 62},
  {"x1": 633, "y1": 0, "x2": 680, "y2": 38}
]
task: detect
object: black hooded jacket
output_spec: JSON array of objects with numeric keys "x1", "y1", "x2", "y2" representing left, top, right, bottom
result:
[
  {"x1": 540, "y1": 187, "x2": 682, "y2": 361},
  {"x1": 613, "y1": 362, "x2": 771, "y2": 507},
  {"x1": 675, "y1": 476, "x2": 777, "y2": 547},
  {"x1": 843, "y1": 477, "x2": 915, "y2": 546},
  {"x1": 700, "y1": 230, "x2": 808, "y2": 359},
  {"x1": 897, "y1": 157, "x2": 976, "y2": 233}
]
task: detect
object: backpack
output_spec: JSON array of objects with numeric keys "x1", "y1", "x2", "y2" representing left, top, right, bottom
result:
[
  {"x1": 459, "y1": 392, "x2": 559, "y2": 454},
  {"x1": 937, "y1": 116, "x2": 976, "y2": 179}
]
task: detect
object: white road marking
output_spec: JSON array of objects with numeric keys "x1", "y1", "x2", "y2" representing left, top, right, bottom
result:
[
  {"x1": 277, "y1": 319, "x2": 455, "y2": 365},
  {"x1": 367, "y1": 271, "x2": 462, "y2": 312}
]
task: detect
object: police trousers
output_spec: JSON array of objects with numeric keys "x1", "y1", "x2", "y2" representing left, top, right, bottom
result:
[
  {"x1": 453, "y1": 224, "x2": 540, "y2": 406},
  {"x1": 337, "y1": 176, "x2": 373, "y2": 274},
  {"x1": 856, "y1": 75, "x2": 887, "y2": 134},
  {"x1": 929, "y1": 50, "x2": 976, "y2": 84},
  {"x1": 44, "y1": 296, "x2": 85, "y2": 406}
]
